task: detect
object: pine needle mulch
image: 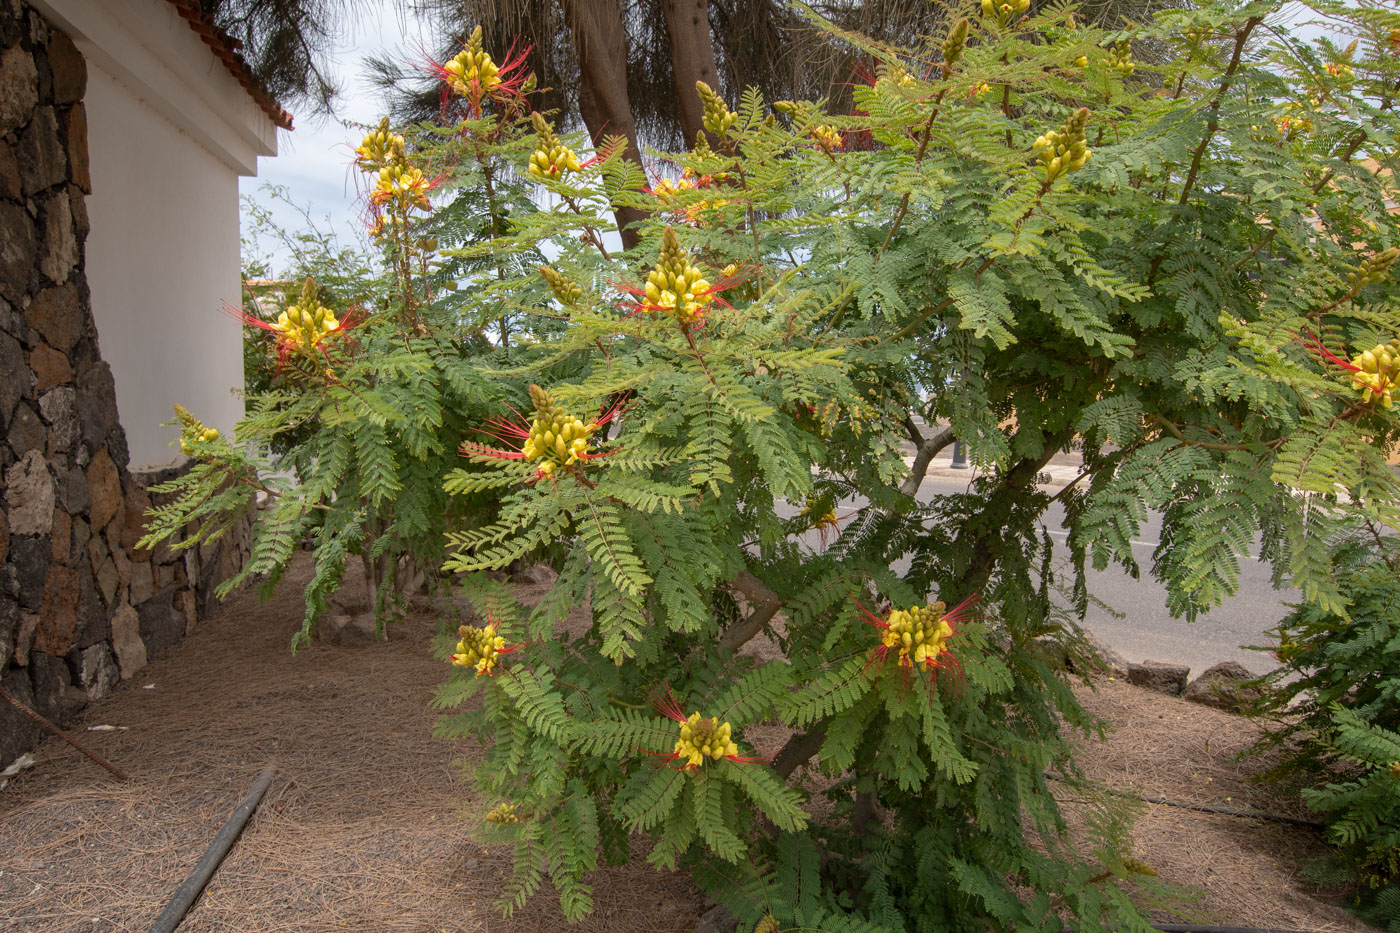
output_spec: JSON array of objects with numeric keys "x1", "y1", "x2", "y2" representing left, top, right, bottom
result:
[
  {"x1": 1062, "y1": 680, "x2": 1369, "y2": 933},
  {"x1": 0, "y1": 553, "x2": 1373, "y2": 932},
  {"x1": 0, "y1": 555, "x2": 701, "y2": 932}
]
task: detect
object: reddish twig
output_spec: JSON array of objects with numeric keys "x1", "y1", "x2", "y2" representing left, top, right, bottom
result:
[{"x1": 0, "y1": 684, "x2": 130, "y2": 781}]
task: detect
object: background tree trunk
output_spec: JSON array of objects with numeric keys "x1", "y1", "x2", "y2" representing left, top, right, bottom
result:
[
  {"x1": 562, "y1": 0, "x2": 648, "y2": 249},
  {"x1": 660, "y1": 0, "x2": 720, "y2": 145}
]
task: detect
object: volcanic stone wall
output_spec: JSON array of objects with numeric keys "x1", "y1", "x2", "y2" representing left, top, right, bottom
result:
[{"x1": 0, "y1": 0, "x2": 250, "y2": 766}]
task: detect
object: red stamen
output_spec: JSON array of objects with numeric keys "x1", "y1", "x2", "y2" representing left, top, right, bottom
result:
[
  {"x1": 652, "y1": 688, "x2": 689, "y2": 725},
  {"x1": 941, "y1": 592, "x2": 982, "y2": 626}
]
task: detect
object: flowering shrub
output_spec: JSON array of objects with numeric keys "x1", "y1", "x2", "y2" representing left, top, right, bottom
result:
[{"x1": 147, "y1": 0, "x2": 1400, "y2": 929}]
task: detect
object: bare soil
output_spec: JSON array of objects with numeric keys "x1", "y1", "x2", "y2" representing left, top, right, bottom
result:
[{"x1": 0, "y1": 555, "x2": 1371, "y2": 932}]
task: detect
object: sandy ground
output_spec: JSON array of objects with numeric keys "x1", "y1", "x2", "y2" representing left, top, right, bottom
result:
[{"x1": 0, "y1": 554, "x2": 1371, "y2": 932}]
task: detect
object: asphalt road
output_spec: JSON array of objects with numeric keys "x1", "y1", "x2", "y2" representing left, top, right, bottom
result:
[
  {"x1": 779, "y1": 449, "x2": 1290, "y2": 677},
  {"x1": 909, "y1": 459, "x2": 1289, "y2": 678}
]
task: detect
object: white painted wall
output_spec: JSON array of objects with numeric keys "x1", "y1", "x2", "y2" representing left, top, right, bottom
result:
[
  {"x1": 85, "y1": 65, "x2": 245, "y2": 470},
  {"x1": 29, "y1": 0, "x2": 280, "y2": 470}
]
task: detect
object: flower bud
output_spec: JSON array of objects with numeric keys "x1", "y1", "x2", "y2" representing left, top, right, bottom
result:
[{"x1": 943, "y1": 18, "x2": 970, "y2": 66}]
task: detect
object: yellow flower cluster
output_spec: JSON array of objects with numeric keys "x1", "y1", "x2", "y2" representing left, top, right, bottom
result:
[
  {"x1": 173, "y1": 403, "x2": 218, "y2": 456},
  {"x1": 877, "y1": 63, "x2": 917, "y2": 90},
  {"x1": 539, "y1": 265, "x2": 582, "y2": 306},
  {"x1": 275, "y1": 278, "x2": 340, "y2": 355},
  {"x1": 528, "y1": 113, "x2": 583, "y2": 180},
  {"x1": 1108, "y1": 42, "x2": 1135, "y2": 76},
  {"x1": 1348, "y1": 247, "x2": 1399, "y2": 290},
  {"x1": 444, "y1": 26, "x2": 500, "y2": 97},
  {"x1": 643, "y1": 227, "x2": 713, "y2": 326},
  {"x1": 1034, "y1": 107, "x2": 1091, "y2": 182},
  {"x1": 653, "y1": 175, "x2": 696, "y2": 202},
  {"x1": 529, "y1": 144, "x2": 582, "y2": 180},
  {"x1": 522, "y1": 384, "x2": 595, "y2": 477},
  {"x1": 981, "y1": 0, "x2": 1028, "y2": 27},
  {"x1": 1350, "y1": 340, "x2": 1398, "y2": 409},
  {"x1": 1183, "y1": 24, "x2": 1213, "y2": 47},
  {"x1": 373, "y1": 163, "x2": 432, "y2": 212},
  {"x1": 801, "y1": 497, "x2": 839, "y2": 532},
  {"x1": 354, "y1": 117, "x2": 432, "y2": 238},
  {"x1": 1275, "y1": 104, "x2": 1314, "y2": 141},
  {"x1": 673, "y1": 712, "x2": 739, "y2": 768},
  {"x1": 696, "y1": 81, "x2": 737, "y2": 136},
  {"x1": 943, "y1": 18, "x2": 969, "y2": 66},
  {"x1": 810, "y1": 124, "x2": 842, "y2": 152},
  {"x1": 485, "y1": 801, "x2": 520, "y2": 824},
  {"x1": 882, "y1": 603, "x2": 955, "y2": 668},
  {"x1": 354, "y1": 117, "x2": 404, "y2": 167},
  {"x1": 451, "y1": 622, "x2": 510, "y2": 676}
]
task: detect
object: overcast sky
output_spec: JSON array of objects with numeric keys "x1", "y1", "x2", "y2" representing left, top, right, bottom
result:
[{"x1": 238, "y1": 5, "x2": 431, "y2": 276}]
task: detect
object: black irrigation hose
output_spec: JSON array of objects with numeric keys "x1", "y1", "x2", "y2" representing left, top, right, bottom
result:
[
  {"x1": 1045, "y1": 772, "x2": 1323, "y2": 828},
  {"x1": 149, "y1": 766, "x2": 276, "y2": 933},
  {"x1": 1153, "y1": 918, "x2": 1316, "y2": 924},
  {"x1": 1058, "y1": 918, "x2": 1321, "y2": 924}
]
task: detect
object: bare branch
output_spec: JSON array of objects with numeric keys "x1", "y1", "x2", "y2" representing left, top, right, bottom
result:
[
  {"x1": 719, "y1": 569, "x2": 783, "y2": 655},
  {"x1": 899, "y1": 426, "x2": 955, "y2": 497},
  {"x1": 773, "y1": 723, "x2": 827, "y2": 779}
]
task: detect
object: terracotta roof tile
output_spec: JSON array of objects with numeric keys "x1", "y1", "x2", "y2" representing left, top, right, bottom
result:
[{"x1": 164, "y1": 0, "x2": 294, "y2": 130}]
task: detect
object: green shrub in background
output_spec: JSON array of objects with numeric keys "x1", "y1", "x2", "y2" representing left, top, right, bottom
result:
[
  {"x1": 1255, "y1": 530, "x2": 1400, "y2": 928},
  {"x1": 147, "y1": 5, "x2": 1400, "y2": 931}
]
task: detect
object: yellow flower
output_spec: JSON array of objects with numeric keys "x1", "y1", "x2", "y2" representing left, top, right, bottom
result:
[
  {"x1": 632, "y1": 227, "x2": 721, "y2": 325},
  {"x1": 810, "y1": 124, "x2": 843, "y2": 152},
  {"x1": 1033, "y1": 108, "x2": 1091, "y2": 181},
  {"x1": 354, "y1": 117, "x2": 404, "y2": 168},
  {"x1": 173, "y1": 404, "x2": 219, "y2": 456},
  {"x1": 274, "y1": 292, "x2": 340, "y2": 356},
  {"x1": 673, "y1": 713, "x2": 740, "y2": 768},
  {"x1": 485, "y1": 801, "x2": 520, "y2": 823},
  {"x1": 653, "y1": 174, "x2": 696, "y2": 202},
  {"x1": 443, "y1": 28, "x2": 501, "y2": 98},
  {"x1": 450, "y1": 622, "x2": 519, "y2": 676},
  {"x1": 881, "y1": 606, "x2": 956, "y2": 668},
  {"x1": 528, "y1": 144, "x2": 583, "y2": 180},
  {"x1": 372, "y1": 163, "x2": 433, "y2": 212}
]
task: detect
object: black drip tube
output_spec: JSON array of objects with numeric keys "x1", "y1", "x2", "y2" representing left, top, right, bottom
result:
[{"x1": 149, "y1": 766, "x2": 276, "y2": 933}]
